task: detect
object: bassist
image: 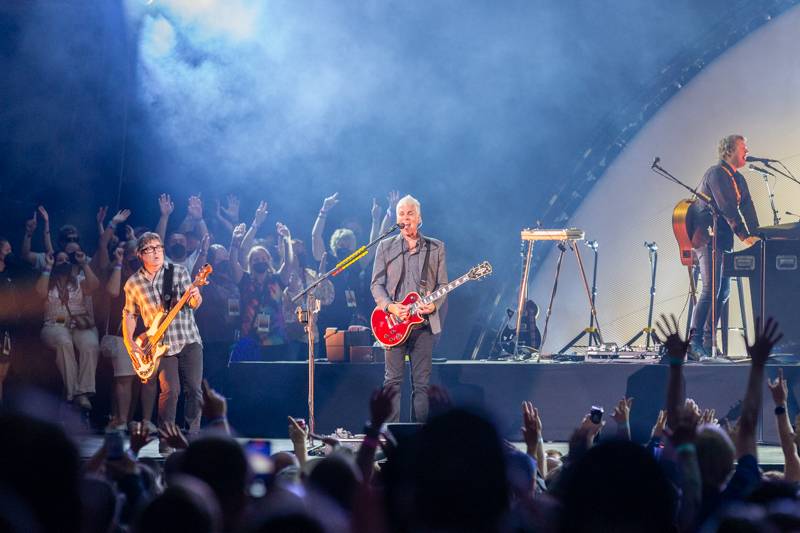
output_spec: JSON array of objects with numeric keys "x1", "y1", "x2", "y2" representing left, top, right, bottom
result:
[
  {"x1": 371, "y1": 195, "x2": 447, "y2": 423},
  {"x1": 122, "y1": 232, "x2": 204, "y2": 451}
]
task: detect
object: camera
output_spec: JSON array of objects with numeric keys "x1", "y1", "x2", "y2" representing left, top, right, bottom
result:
[{"x1": 589, "y1": 405, "x2": 604, "y2": 424}]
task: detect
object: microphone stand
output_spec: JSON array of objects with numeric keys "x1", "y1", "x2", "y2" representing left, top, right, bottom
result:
[
  {"x1": 652, "y1": 159, "x2": 723, "y2": 359},
  {"x1": 764, "y1": 161, "x2": 800, "y2": 187},
  {"x1": 291, "y1": 223, "x2": 402, "y2": 435},
  {"x1": 749, "y1": 166, "x2": 780, "y2": 225}
]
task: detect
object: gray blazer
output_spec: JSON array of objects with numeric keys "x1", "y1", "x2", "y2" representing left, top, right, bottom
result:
[{"x1": 370, "y1": 234, "x2": 448, "y2": 335}]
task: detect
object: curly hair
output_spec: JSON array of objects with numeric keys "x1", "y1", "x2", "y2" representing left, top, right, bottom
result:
[{"x1": 718, "y1": 134, "x2": 744, "y2": 160}]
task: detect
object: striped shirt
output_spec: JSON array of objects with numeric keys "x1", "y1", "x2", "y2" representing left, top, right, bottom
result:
[{"x1": 123, "y1": 263, "x2": 202, "y2": 356}]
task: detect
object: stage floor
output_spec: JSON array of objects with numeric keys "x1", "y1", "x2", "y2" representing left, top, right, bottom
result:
[{"x1": 224, "y1": 358, "x2": 798, "y2": 445}]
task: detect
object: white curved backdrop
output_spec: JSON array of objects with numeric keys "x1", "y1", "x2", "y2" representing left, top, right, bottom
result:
[{"x1": 530, "y1": 5, "x2": 800, "y2": 356}]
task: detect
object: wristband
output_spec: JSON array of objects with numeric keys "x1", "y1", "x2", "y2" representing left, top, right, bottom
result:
[
  {"x1": 675, "y1": 443, "x2": 696, "y2": 454},
  {"x1": 775, "y1": 405, "x2": 787, "y2": 416},
  {"x1": 114, "y1": 264, "x2": 123, "y2": 270}
]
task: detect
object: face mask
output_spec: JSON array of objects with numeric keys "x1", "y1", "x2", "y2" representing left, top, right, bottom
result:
[
  {"x1": 53, "y1": 263, "x2": 72, "y2": 278},
  {"x1": 252, "y1": 262, "x2": 269, "y2": 274},
  {"x1": 127, "y1": 258, "x2": 141, "y2": 271},
  {"x1": 170, "y1": 244, "x2": 186, "y2": 258}
]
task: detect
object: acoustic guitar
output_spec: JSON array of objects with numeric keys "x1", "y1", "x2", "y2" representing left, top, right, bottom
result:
[{"x1": 671, "y1": 198, "x2": 712, "y2": 266}]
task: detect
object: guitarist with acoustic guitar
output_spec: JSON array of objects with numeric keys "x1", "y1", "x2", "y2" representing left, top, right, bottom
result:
[
  {"x1": 123, "y1": 232, "x2": 205, "y2": 452},
  {"x1": 687, "y1": 134, "x2": 760, "y2": 359},
  {"x1": 371, "y1": 195, "x2": 447, "y2": 423}
]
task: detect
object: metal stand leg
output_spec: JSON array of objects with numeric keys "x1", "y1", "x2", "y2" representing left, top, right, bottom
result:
[
  {"x1": 557, "y1": 242, "x2": 604, "y2": 354},
  {"x1": 513, "y1": 241, "x2": 535, "y2": 358},
  {"x1": 624, "y1": 246, "x2": 659, "y2": 350},
  {"x1": 685, "y1": 264, "x2": 699, "y2": 339},
  {"x1": 540, "y1": 242, "x2": 567, "y2": 353}
]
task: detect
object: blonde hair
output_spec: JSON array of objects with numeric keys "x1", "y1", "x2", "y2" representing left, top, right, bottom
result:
[
  {"x1": 329, "y1": 228, "x2": 356, "y2": 256},
  {"x1": 246, "y1": 245, "x2": 273, "y2": 272},
  {"x1": 718, "y1": 134, "x2": 744, "y2": 160}
]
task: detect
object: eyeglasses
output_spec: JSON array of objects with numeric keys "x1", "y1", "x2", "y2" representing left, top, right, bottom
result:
[{"x1": 140, "y1": 245, "x2": 164, "y2": 255}]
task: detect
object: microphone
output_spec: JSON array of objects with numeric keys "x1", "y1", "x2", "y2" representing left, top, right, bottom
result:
[
  {"x1": 644, "y1": 241, "x2": 658, "y2": 251},
  {"x1": 651, "y1": 156, "x2": 660, "y2": 169},
  {"x1": 746, "y1": 155, "x2": 780, "y2": 164},
  {"x1": 748, "y1": 164, "x2": 774, "y2": 176},
  {"x1": 395, "y1": 222, "x2": 406, "y2": 229},
  {"x1": 585, "y1": 240, "x2": 598, "y2": 251}
]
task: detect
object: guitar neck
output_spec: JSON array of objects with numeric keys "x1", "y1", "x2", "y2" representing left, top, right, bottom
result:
[
  {"x1": 151, "y1": 283, "x2": 196, "y2": 344},
  {"x1": 420, "y1": 273, "x2": 471, "y2": 304}
]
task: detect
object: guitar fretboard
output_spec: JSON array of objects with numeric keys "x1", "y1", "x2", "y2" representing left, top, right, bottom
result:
[{"x1": 418, "y1": 273, "x2": 471, "y2": 306}]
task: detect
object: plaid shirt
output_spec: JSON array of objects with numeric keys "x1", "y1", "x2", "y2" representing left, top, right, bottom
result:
[{"x1": 123, "y1": 263, "x2": 202, "y2": 356}]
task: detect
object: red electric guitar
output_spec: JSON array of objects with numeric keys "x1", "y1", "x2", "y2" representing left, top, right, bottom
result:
[{"x1": 371, "y1": 261, "x2": 492, "y2": 347}]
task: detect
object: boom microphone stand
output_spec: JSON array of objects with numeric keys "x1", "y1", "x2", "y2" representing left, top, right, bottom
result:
[
  {"x1": 292, "y1": 223, "x2": 402, "y2": 434},
  {"x1": 651, "y1": 158, "x2": 722, "y2": 358},
  {"x1": 623, "y1": 241, "x2": 659, "y2": 351}
]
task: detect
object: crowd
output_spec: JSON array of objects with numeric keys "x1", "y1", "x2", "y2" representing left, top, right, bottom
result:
[
  {"x1": 1, "y1": 314, "x2": 800, "y2": 532},
  {"x1": 0, "y1": 191, "x2": 400, "y2": 427}
]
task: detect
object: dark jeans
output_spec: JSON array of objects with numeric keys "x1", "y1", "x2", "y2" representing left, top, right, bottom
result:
[
  {"x1": 384, "y1": 327, "x2": 433, "y2": 423},
  {"x1": 690, "y1": 244, "x2": 731, "y2": 347},
  {"x1": 141, "y1": 342, "x2": 203, "y2": 433}
]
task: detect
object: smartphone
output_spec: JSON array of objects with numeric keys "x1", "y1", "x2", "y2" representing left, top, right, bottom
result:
[
  {"x1": 245, "y1": 439, "x2": 273, "y2": 497},
  {"x1": 105, "y1": 429, "x2": 125, "y2": 460},
  {"x1": 589, "y1": 405, "x2": 604, "y2": 425}
]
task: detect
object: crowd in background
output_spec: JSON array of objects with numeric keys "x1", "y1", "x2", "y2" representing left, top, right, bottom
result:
[{"x1": 0, "y1": 191, "x2": 401, "y2": 428}]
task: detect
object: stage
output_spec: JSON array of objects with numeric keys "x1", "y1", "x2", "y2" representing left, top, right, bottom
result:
[{"x1": 226, "y1": 358, "x2": 799, "y2": 445}]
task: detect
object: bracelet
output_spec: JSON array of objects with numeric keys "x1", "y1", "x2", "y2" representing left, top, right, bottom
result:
[
  {"x1": 114, "y1": 264, "x2": 123, "y2": 270},
  {"x1": 675, "y1": 443, "x2": 696, "y2": 454},
  {"x1": 775, "y1": 405, "x2": 787, "y2": 416}
]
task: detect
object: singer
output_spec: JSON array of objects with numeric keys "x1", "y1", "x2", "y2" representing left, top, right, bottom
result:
[
  {"x1": 370, "y1": 195, "x2": 448, "y2": 422},
  {"x1": 689, "y1": 134, "x2": 760, "y2": 359}
]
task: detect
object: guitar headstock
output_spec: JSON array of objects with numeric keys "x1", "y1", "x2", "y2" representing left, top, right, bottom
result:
[
  {"x1": 194, "y1": 264, "x2": 213, "y2": 286},
  {"x1": 468, "y1": 261, "x2": 492, "y2": 280}
]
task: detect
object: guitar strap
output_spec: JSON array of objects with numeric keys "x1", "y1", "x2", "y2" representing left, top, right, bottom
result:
[
  {"x1": 394, "y1": 237, "x2": 432, "y2": 300},
  {"x1": 161, "y1": 263, "x2": 175, "y2": 312}
]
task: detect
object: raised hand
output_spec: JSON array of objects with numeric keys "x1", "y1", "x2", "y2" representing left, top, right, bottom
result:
[
  {"x1": 159, "y1": 422, "x2": 189, "y2": 450},
  {"x1": 371, "y1": 198, "x2": 381, "y2": 220},
  {"x1": 654, "y1": 313, "x2": 690, "y2": 361},
  {"x1": 700, "y1": 408, "x2": 717, "y2": 425},
  {"x1": 521, "y1": 401, "x2": 542, "y2": 452},
  {"x1": 220, "y1": 194, "x2": 240, "y2": 221},
  {"x1": 768, "y1": 367, "x2": 788, "y2": 406},
  {"x1": 201, "y1": 379, "x2": 226, "y2": 420},
  {"x1": 200, "y1": 233, "x2": 210, "y2": 253},
  {"x1": 25, "y1": 211, "x2": 37, "y2": 236},
  {"x1": 37, "y1": 205, "x2": 50, "y2": 225},
  {"x1": 158, "y1": 193, "x2": 174, "y2": 216},
  {"x1": 611, "y1": 397, "x2": 634, "y2": 425},
  {"x1": 651, "y1": 409, "x2": 667, "y2": 439},
  {"x1": 386, "y1": 190, "x2": 400, "y2": 214},
  {"x1": 111, "y1": 209, "x2": 131, "y2": 225},
  {"x1": 276, "y1": 222, "x2": 291, "y2": 239},
  {"x1": 321, "y1": 193, "x2": 339, "y2": 213},
  {"x1": 44, "y1": 252, "x2": 54, "y2": 269},
  {"x1": 747, "y1": 317, "x2": 782, "y2": 366},
  {"x1": 253, "y1": 201, "x2": 269, "y2": 227},
  {"x1": 187, "y1": 195, "x2": 203, "y2": 220},
  {"x1": 288, "y1": 416, "x2": 308, "y2": 445},
  {"x1": 370, "y1": 387, "x2": 397, "y2": 428},
  {"x1": 128, "y1": 422, "x2": 155, "y2": 456},
  {"x1": 232, "y1": 222, "x2": 246, "y2": 243},
  {"x1": 113, "y1": 247, "x2": 125, "y2": 265},
  {"x1": 667, "y1": 404, "x2": 700, "y2": 446},
  {"x1": 125, "y1": 225, "x2": 136, "y2": 241},
  {"x1": 96, "y1": 206, "x2": 108, "y2": 226}
]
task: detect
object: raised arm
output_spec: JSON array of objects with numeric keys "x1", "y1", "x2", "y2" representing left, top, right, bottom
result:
[
  {"x1": 35, "y1": 253, "x2": 54, "y2": 298},
  {"x1": 357, "y1": 387, "x2": 396, "y2": 484},
  {"x1": 767, "y1": 368, "x2": 800, "y2": 481},
  {"x1": 77, "y1": 251, "x2": 100, "y2": 294},
  {"x1": 38, "y1": 206, "x2": 53, "y2": 254},
  {"x1": 274, "y1": 222, "x2": 294, "y2": 284},
  {"x1": 242, "y1": 201, "x2": 268, "y2": 254},
  {"x1": 155, "y1": 193, "x2": 174, "y2": 242},
  {"x1": 521, "y1": 401, "x2": 547, "y2": 477},
  {"x1": 312, "y1": 193, "x2": 338, "y2": 261},
  {"x1": 611, "y1": 397, "x2": 634, "y2": 441},
  {"x1": 654, "y1": 314, "x2": 689, "y2": 430},
  {"x1": 106, "y1": 247, "x2": 124, "y2": 298},
  {"x1": 21, "y1": 212, "x2": 39, "y2": 266},
  {"x1": 229, "y1": 223, "x2": 246, "y2": 284},
  {"x1": 379, "y1": 190, "x2": 399, "y2": 235},
  {"x1": 738, "y1": 317, "x2": 782, "y2": 459}
]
